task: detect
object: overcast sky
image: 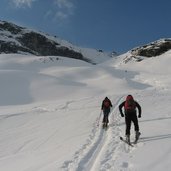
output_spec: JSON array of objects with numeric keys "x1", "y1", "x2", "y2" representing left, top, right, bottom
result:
[{"x1": 1, "y1": 0, "x2": 171, "y2": 53}]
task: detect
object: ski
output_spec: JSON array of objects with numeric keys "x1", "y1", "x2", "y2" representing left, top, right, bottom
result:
[{"x1": 120, "y1": 137, "x2": 134, "y2": 147}]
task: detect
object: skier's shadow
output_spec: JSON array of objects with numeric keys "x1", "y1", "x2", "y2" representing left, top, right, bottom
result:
[
  {"x1": 139, "y1": 116, "x2": 171, "y2": 123},
  {"x1": 140, "y1": 133, "x2": 171, "y2": 142},
  {"x1": 114, "y1": 116, "x2": 171, "y2": 127},
  {"x1": 139, "y1": 116, "x2": 171, "y2": 142}
]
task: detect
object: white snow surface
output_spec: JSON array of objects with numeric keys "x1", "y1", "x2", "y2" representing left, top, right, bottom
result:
[{"x1": 0, "y1": 50, "x2": 171, "y2": 171}]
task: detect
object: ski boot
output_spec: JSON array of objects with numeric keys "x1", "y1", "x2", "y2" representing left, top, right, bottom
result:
[
  {"x1": 102, "y1": 122, "x2": 108, "y2": 130},
  {"x1": 126, "y1": 134, "x2": 130, "y2": 144},
  {"x1": 102, "y1": 122, "x2": 106, "y2": 129}
]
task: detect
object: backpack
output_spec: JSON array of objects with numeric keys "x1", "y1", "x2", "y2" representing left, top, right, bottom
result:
[
  {"x1": 124, "y1": 95, "x2": 136, "y2": 111},
  {"x1": 104, "y1": 100, "x2": 110, "y2": 108}
]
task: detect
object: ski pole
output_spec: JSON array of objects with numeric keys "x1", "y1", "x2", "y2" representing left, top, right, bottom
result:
[{"x1": 97, "y1": 110, "x2": 102, "y2": 126}]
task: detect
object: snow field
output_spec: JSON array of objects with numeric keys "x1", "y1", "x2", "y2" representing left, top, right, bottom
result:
[{"x1": 0, "y1": 51, "x2": 171, "y2": 170}]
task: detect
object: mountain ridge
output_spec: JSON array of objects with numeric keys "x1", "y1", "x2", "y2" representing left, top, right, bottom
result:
[
  {"x1": 0, "y1": 20, "x2": 171, "y2": 65},
  {"x1": 0, "y1": 20, "x2": 114, "y2": 64}
]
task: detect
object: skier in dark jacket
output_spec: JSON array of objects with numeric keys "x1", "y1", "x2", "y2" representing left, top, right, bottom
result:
[
  {"x1": 119, "y1": 95, "x2": 141, "y2": 142},
  {"x1": 101, "y1": 97, "x2": 113, "y2": 127}
]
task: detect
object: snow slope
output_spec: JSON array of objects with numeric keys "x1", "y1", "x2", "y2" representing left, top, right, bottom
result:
[{"x1": 0, "y1": 50, "x2": 171, "y2": 171}]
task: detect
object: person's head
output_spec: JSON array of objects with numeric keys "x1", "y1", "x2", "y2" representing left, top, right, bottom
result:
[
  {"x1": 105, "y1": 96, "x2": 108, "y2": 100},
  {"x1": 126, "y1": 95, "x2": 134, "y2": 101}
]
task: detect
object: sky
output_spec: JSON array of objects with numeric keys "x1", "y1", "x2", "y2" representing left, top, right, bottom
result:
[{"x1": 0, "y1": 0, "x2": 171, "y2": 53}]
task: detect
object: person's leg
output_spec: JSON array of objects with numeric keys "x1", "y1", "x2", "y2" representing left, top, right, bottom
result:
[
  {"x1": 106, "y1": 113, "x2": 109, "y2": 123},
  {"x1": 132, "y1": 115, "x2": 140, "y2": 139},
  {"x1": 103, "y1": 110, "x2": 109, "y2": 125},
  {"x1": 102, "y1": 114, "x2": 105, "y2": 123},
  {"x1": 132, "y1": 115, "x2": 139, "y2": 132},
  {"x1": 125, "y1": 117, "x2": 131, "y2": 142}
]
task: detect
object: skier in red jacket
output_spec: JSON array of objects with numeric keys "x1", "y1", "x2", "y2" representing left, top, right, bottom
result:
[{"x1": 119, "y1": 95, "x2": 141, "y2": 143}]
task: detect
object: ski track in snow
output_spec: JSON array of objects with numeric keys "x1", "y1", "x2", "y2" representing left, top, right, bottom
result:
[{"x1": 61, "y1": 95, "x2": 133, "y2": 171}]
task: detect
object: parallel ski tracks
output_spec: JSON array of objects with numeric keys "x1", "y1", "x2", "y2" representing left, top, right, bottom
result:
[{"x1": 62, "y1": 96, "x2": 124, "y2": 171}]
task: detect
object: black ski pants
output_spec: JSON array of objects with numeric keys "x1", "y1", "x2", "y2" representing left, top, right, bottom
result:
[
  {"x1": 125, "y1": 113, "x2": 139, "y2": 135},
  {"x1": 103, "y1": 108, "x2": 110, "y2": 123}
]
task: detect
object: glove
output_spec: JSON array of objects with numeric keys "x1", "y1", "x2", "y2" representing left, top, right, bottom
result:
[
  {"x1": 138, "y1": 115, "x2": 141, "y2": 118},
  {"x1": 121, "y1": 113, "x2": 124, "y2": 117}
]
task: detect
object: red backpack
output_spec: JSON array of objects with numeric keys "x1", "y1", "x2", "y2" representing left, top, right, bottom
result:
[
  {"x1": 104, "y1": 100, "x2": 110, "y2": 108},
  {"x1": 124, "y1": 95, "x2": 136, "y2": 111}
]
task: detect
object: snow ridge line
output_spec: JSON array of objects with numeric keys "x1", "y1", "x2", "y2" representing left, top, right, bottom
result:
[{"x1": 61, "y1": 95, "x2": 124, "y2": 171}]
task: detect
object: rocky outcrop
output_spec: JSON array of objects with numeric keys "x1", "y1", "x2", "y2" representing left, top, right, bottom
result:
[
  {"x1": 0, "y1": 21, "x2": 91, "y2": 63},
  {"x1": 131, "y1": 39, "x2": 171, "y2": 57}
]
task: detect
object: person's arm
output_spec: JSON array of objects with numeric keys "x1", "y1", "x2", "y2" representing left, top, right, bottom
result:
[
  {"x1": 135, "y1": 101, "x2": 141, "y2": 118},
  {"x1": 119, "y1": 101, "x2": 125, "y2": 117}
]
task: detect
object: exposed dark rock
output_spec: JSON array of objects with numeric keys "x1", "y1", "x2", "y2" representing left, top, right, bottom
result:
[
  {"x1": 0, "y1": 22, "x2": 22, "y2": 34},
  {"x1": 131, "y1": 39, "x2": 171, "y2": 57},
  {"x1": 0, "y1": 20, "x2": 92, "y2": 63},
  {"x1": 0, "y1": 41, "x2": 33, "y2": 54}
]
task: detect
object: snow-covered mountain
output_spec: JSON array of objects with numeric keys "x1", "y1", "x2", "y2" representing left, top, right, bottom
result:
[
  {"x1": 1, "y1": 21, "x2": 171, "y2": 171},
  {"x1": 131, "y1": 38, "x2": 171, "y2": 57},
  {"x1": 0, "y1": 20, "x2": 115, "y2": 64},
  {"x1": 118, "y1": 38, "x2": 171, "y2": 64}
]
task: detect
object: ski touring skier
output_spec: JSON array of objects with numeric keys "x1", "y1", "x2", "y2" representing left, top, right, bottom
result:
[
  {"x1": 101, "y1": 97, "x2": 113, "y2": 128},
  {"x1": 119, "y1": 95, "x2": 141, "y2": 143}
]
